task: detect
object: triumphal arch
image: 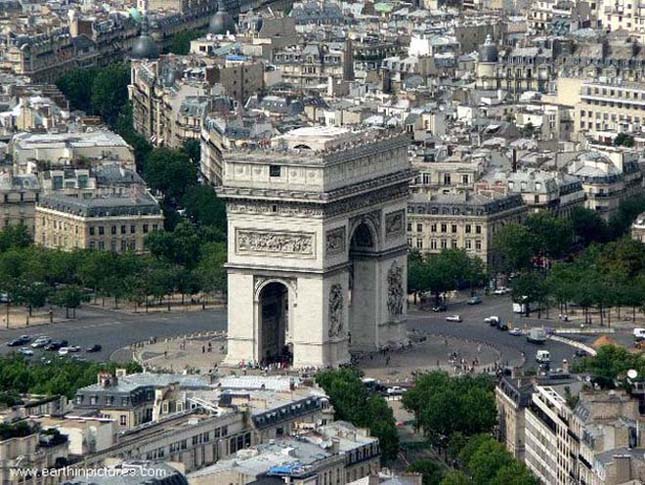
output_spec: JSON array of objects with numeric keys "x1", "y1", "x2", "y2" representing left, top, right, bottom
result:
[{"x1": 217, "y1": 126, "x2": 413, "y2": 368}]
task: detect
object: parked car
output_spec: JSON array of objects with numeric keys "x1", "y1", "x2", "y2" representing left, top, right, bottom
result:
[
  {"x1": 509, "y1": 328, "x2": 522, "y2": 336},
  {"x1": 432, "y1": 304, "x2": 447, "y2": 312},
  {"x1": 44, "y1": 340, "x2": 68, "y2": 351},
  {"x1": 68, "y1": 345, "x2": 81, "y2": 353},
  {"x1": 467, "y1": 296, "x2": 482, "y2": 305},
  {"x1": 19, "y1": 347, "x2": 34, "y2": 356},
  {"x1": 386, "y1": 386, "x2": 407, "y2": 396},
  {"x1": 446, "y1": 314, "x2": 462, "y2": 322},
  {"x1": 7, "y1": 335, "x2": 31, "y2": 347},
  {"x1": 86, "y1": 344, "x2": 102, "y2": 353},
  {"x1": 58, "y1": 347, "x2": 70, "y2": 356},
  {"x1": 484, "y1": 316, "x2": 500, "y2": 326},
  {"x1": 574, "y1": 349, "x2": 588, "y2": 357},
  {"x1": 31, "y1": 336, "x2": 51, "y2": 348},
  {"x1": 493, "y1": 287, "x2": 510, "y2": 295}
]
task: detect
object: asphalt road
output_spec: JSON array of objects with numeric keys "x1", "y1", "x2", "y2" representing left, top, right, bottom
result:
[
  {"x1": 408, "y1": 294, "x2": 583, "y2": 370},
  {"x1": 0, "y1": 296, "x2": 585, "y2": 369},
  {"x1": 0, "y1": 306, "x2": 227, "y2": 363}
]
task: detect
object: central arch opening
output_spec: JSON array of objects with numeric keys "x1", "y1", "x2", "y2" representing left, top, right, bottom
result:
[
  {"x1": 259, "y1": 282, "x2": 291, "y2": 366},
  {"x1": 348, "y1": 222, "x2": 378, "y2": 350}
]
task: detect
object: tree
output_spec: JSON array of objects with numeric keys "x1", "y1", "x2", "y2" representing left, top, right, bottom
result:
[
  {"x1": 572, "y1": 344, "x2": 644, "y2": 388},
  {"x1": 56, "y1": 67, "x2": 99, "y2": 113},
  {"x1": 402, "y1": 372, "x2": 496, "y2": 449},
  {"x1": 492, "y1": 224, "x2": 535, "y2": 274},
  {"x1": 614, "y1": 132, "x2": 635, "y2": 147},
  {"x1": 90, "y1": 63, "x2": 130, "y2": 126},
  {"x1": 182, "y1": 139, "x2": 201, "y2": 165},
  {"x1": 145, "y1": 221, "x2": 203, "y2": 269},
  {"x1": 490, "y1": 462, "x2": 539, "y2": 485},
  {"x1": 168, "y1": 30, "x2": 202, "y2": 55},
  {"x1": 0, "y1": 225, "x2": 32, "y2": 252},
  {"x1": 196, "y1": 242, "x2": 227, "y2": 299},
  {"x1": 52, "y1": 285, "x2": 85, "y2": 318},
  {"x1": 510, "y1": 271, "x2": 548, "y2": 317},
  {"x1": 467, "y1": 439, "x2": 513, "y2": 484},
  {"x1": 182, "y1": 185, "x2": 227, "y2": 231},
  {"x1": 524, "y1": 212, "x2": 574, "y2": 261},
  {"x1": 570, "y1": 207, "x2": 609, "y2": 246},
  {"x1": 440, "y1": 471, "x2": 470, "y2": 485},
  {"x1": 143, "y1": 148, "x2": 197, "y2": 202},
  {"x1": 316, "y1": 368, "x2": 399, "y2": 463},
  {"x1": 407, "y1": 459, "x2": 445, "y2": 485}
]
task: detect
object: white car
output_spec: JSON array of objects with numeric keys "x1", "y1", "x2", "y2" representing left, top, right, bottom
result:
[
  {"x1": 58, "y1": 347, "x2": 70, "y2": 356},
  {"x1": 19, "y1": 347, "x2": 34, "y2": 356},
  {"x1": 67, "y1": 345, "x2": 81, "y2": 353},
  {"x1": 31, "y1": 337, "x2": 51, "y2": 348},
  {"x1": 493, "y1": 287, "x2": 510, "y2": 295},
  {"x1": 509, "y1": 328, "x2": 523, "y2": 336},
  {"x1": 386, "y1": 386, "x2": 407, "y2": 396},
  {"x1": 484, "y1": 316, "x2": 500, "y2": 325},
  {"x1": 446, "y1": 315, "x2": 462, "y2": 322}
]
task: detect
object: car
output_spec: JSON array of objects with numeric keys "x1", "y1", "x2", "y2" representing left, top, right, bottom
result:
[
  {"x1": 68, "y1": 345, "x2": 81, "y2": 353},
  {"x1": 31, "y1": 337, "x2": 51, "y2": 348},
  {"x1": 493, "y1": 287, "x2": 510, "y2": 295},
  {"x1": 509, "y1": 328, "x2": 522, "y2": 336},
  {"x1": 574, "y1": 349, "x2": 588, "y2": 357},
  {"x1": 497, "y1": 322, "x2": 509, "y2": 331},
  {"x1": 386, "y1": 386, "x2": 407, "y2": 396},
  {"x1": 446, "y1": 314, "x2": 462, "y2": 322},
  {"x1": 467, "y1": 296, "x2": 482, "y2": 305},
  {"x1": 432, "y1": 304, "x2": 447, "y2": 312},
  {"x1": 18, "y1": 347, "x2": 34, "y2": 356},
  {"x1": 484, "y1": 316, "x2": 500, "y2": 326},
  {"x1": 86, "y1": 344, "x2": 102, "y2": 353},
  {"x1": 58, "y1": 347, "x2": 70, "y2": 356},
  {"x1": 44, "y1": 340, "x2": 68, "y2": 351},
  {"x1": 7, "y1": 336, "x2": 30, "y2": 347}
]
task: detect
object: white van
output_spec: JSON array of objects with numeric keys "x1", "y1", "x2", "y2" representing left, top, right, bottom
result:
[
  {"x1": 634, "y1": 328, "x2": 645, "y2": 341},
  {"x1": 536, "y1": 350, "x2": 551, "y2": 364}
]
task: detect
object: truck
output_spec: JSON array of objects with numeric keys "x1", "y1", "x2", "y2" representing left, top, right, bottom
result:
[
  {"x1": 526, "y1": 328, "x2": 547, "y2": 344},
  {"x1": 536, "y1": 350, "x2": 551, "y2": 364}
]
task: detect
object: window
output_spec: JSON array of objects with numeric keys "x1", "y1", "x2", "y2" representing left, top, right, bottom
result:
[
  {"x1": 98, "y1": 226, "x2": 105, "y2": 235},
  {"x1": 90, "y1": 227, "x2": 95, "y2": 236},
  {"x1": 475, "y1": 240, "x2": 482, "y2": 251},
  {"x1": 431, "y1": 239, "x2": 437, "y2": 249},
  {"x1": 407, "y1": 223, "x2": 412, "y2": 232},
  {"x1": 416, "y1": 238, "x2": 423, "y2": 249},
  {"x1": 111, "y1": 226, "x2": 117, "y2": 235},
  {"x1": 466, "y1": 240, "x2": 472, "y2": 249},
  {"x1": 441, "y1": 224, "x2": 447, "y2": 233},
  {"x1": 121, "y1": 225, "x2": 126, "y2": 234},
  {"x1": 152, "y1": 224, "x2": 158, "y2": 231},
  {"x1": 98, "y1": 241, "x2": 105, "y2": 250},
  {"x1": 440, "y1": 239, "x2": 447, "y2": 249},
  {"x1": 451, "y1": 224, "x2": 457, "y2": 233},
  {"x1": 475, "y1": 225, "x2": 482, "y2": 234},
  {"x1": 143, "y1": 224, "x2": 149, "y2": 234},
  {"x1": 443, "y1": 174, "x2": 451, "y2": 185},
  {"x1": 451, "y1": 239, "x2": 458, "y2": 248},
  {"x1": 462, "y1": 175, "x2": 469, "y2": 184},
  {"x1": 431, "y1": 224, "x2": 437, "y2": 232},
  {"x1": 416, "y1": 223, "x2": 423, "y2": 232},
  {"x1": 269, "y1": 165, "x2": 281, "y2": 177},
  {"x1": 465, "y1": 224, "x2": 471, "y2": 233},
  {"x1": 120, "y1": 415, "x2": 127, "y2": 426}
]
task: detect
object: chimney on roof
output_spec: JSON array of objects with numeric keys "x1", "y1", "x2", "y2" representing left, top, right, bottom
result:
[{"x1": 512, "y1": 148, "x2": 517, "y2": 173}]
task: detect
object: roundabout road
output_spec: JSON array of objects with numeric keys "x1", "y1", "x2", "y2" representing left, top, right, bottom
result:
[{"x1": 0, "y1": 296, "x2": 580, "y2": 370}]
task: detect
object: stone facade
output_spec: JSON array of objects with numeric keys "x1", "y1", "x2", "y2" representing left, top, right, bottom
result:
[
  {"x1": 35, "y1": 193, "x2": 163, "y2": 253},
  {"x1": 218, "y1": 127, "x2": 413, "y2": 368}
]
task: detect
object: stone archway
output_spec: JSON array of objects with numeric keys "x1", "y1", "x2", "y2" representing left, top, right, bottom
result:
[
  {"x1": 348, "y1": 221, "x2": 379, "y2": 351},
  {"x1": 257, "y1": 281, "x2": 292, "y2": 365}
]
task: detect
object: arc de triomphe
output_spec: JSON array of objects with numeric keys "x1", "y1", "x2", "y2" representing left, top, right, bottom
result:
[{"x1": 217, "y1": 127, "x2": 413, "y2": 368}]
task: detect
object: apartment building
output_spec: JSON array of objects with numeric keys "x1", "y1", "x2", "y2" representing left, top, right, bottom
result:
[
  {"x1": 35, "y1": 193, "x2": 163, "y2": 253},
  {"x1": 566, "y1": 151, "x2": 643, "y2": 220},
  {"x1": 495, "y1": 376, "x2": 534, "y2": 461},
  {"x1": 406, "y1": 192, "x2": 527, "y2": 266},
  {"x1": 632, "y1": 211, "x2": 645, "y2": 242},
  {"x1": 575, "y1": 80, "x2": 645, "y2": 137},
  {"x1": 0, "y1": 172, "x2": 39, "y2": 234},
  {"x1": 273, "y1": 42, "x2": 353, "y2": 89}
]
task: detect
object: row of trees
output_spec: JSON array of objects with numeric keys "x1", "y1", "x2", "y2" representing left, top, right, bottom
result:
[
  {"x1": 408, "y1": 249, "x2": 487, "y2": 305},
  {"x1": 0, "y1": 356, "x2": 141, "y2": 400},
  {"x1": 315, "y1": 368, "x2": 400, "y2": 464},
  {"x1": 573, "y1": 344, "x2": 645, "y2": 389},
  {"x1": 400, "y1": 371, "x2": 536, "y2": 485},
  {"x1": 0, "y1": 222, "x2": 227, "y2": 319}
]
